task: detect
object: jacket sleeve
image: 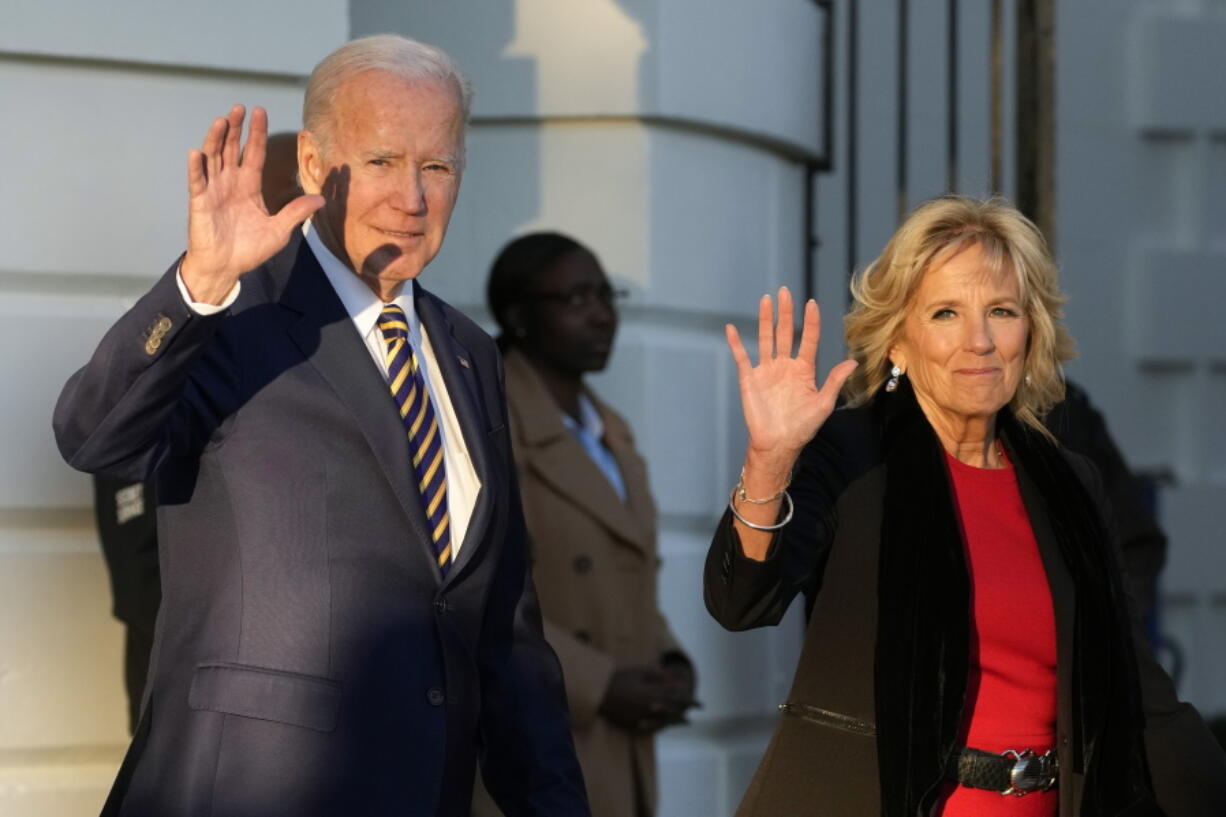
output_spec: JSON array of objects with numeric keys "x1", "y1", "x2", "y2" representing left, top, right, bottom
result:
[
  {"x1": 703, "y1": 416, "x2": 859, "y2": 632},
  {"x1": 1072, "y1": 454, "x2": 1226, "y2": 815},
  {"x1": 53, "y1": 260, "x2": 237, "y2": 480},
  {"x1": 542, "y1": 620, "x2": 616, "y2": 728},
  {"x1": 476, "y1": 353, "x2": 591, "y2": 817}
]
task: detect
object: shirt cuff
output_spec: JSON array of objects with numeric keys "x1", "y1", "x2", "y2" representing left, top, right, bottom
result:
[{"x1": 176, "y1": 264, "x2": 240, "y2": 315}]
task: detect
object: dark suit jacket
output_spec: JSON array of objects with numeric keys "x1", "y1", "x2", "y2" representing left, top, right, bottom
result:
[
  {"x1": 54, "y1": 235, "x2": 588, "y2": 817},
  {"x1": 704, "y1": 405, "x2": 1226, "y2": 817}
]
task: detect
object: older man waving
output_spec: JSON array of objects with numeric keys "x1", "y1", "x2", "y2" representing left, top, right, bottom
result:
[{"x1": 54, "y1": 35, "x2": 588, "y2": 817}]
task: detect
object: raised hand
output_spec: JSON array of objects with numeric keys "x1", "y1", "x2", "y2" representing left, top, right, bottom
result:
[
  {"x1": 181, "y1": 105, "x2": 324, "y2": 304},
  {"x1": 726, "y1": 287, "x2": 857, "y2": 483}
]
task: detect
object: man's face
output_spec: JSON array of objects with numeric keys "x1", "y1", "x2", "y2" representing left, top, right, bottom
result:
[{"x1": 299, "y1": 70, "x2": 464, "y2": 298}]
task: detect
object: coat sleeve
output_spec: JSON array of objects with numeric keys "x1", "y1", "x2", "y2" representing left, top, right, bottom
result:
[
  {"x1": 476, "y1": 352, "x2": 591, "y2": 817},
  {"x1": 53, "y1": 260, "x2": 237, "y2": 480},
  {"x1": 541, "y1": 619, "x2": 615, "y2": 728},
  {"x1": 1071, "y1": 453, "x2": 1226, "y2": 815},
  {"x1": 703, "y1": 413, "x2": 863, "y2": 631}
]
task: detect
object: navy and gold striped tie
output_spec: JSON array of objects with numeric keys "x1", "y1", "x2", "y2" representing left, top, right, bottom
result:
[{"x1": 378, "y1": 304, "x2": 452, "y2": 574}]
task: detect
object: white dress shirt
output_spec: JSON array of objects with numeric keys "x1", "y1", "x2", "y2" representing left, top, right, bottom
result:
[{"x1": 177, "y1": 224, "x2": 480, "y2": 556}]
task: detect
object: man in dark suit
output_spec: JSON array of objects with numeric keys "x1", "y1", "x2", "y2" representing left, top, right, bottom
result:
[{"x1": 54, "y1": 34, "x2": 588, "y2": 817}]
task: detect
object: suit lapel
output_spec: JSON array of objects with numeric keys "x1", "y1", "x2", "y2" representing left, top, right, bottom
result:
[
  {"x1": 278, "y1": 241, "x2": 439, "y2": 578},
  {"x1": 413, "y1": 284, "x2": 495, "y2": 586},
  {"x1": 505, "y1": 350, "x2": 650, "y2": 554}
]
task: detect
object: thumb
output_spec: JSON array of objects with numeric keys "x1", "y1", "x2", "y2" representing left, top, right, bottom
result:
[
  {"x1": 819, "y1": 358, "x2": 859, "y2": 398},
  {"x1": 274, "y1": 194, "x2": 326, "y2": 231}
]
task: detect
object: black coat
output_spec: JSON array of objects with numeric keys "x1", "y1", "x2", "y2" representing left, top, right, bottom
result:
[
  {"x1": 704, "y1": 397, "x2": 1226, "y2": 816},
  {"x1": 54, "y1": 236, "x2": 588, "y2": 817}
]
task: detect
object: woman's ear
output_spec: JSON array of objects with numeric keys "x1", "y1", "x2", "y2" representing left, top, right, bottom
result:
[{"x1": 887, "y1": 346, "x2": 905, "y2": 374}]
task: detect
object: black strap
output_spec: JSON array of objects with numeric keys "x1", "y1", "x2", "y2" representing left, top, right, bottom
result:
[{"x1": 945, "y1": 747, "x2": 1057, "y2": 794}]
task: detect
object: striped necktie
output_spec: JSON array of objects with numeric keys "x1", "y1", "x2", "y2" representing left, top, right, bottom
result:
[{"x1": 377, "y1": 304, "x2": 452, "y2": 574}]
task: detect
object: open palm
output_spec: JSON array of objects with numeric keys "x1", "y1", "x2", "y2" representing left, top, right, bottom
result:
[
  {"x1": 726, "y1": 287, "x2": 857, "y2": 464},
  {"x1": 181, "y1": 105, "x2": 323, "y2": 304}
]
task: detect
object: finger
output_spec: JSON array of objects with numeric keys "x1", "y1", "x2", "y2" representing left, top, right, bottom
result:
[
  {"x1": 242, "y1": 106, "x2": 268, "y2": 170},
  {"x1": 756, "y1": 294, "x2": 773, "y2": 364},
  {"x1": 201, "y1": 116, "x2": 227, "y2": 181},
  {"x1": 775, "y1": 286, "x2": 795, "y2": 358},
  {"x1": 187, "y1": 149, "x2": 207, "y2": 197},
  {"x1": 274, "y1": 194, "x2": 325, "y2": 229},
  {"x1": 818, "y1": 358, "x2": 859, "y2": 403},
  {"x1": 725, "y1": 323, "x2": 751, "y2": 378},
  {"x1": 797, "y1": 299, "x2": 820, "y2": 365},
  {"x1": 221, "y1": 104, "x2": 246, "y2": 170}
]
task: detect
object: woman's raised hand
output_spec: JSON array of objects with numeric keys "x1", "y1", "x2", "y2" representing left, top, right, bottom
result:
[
  {"x1": 180, "y1": 105, "x2": 324, "y2": 305},
  {"x1": 725, "y1": 287, "x2": 858, "y2": 476}
]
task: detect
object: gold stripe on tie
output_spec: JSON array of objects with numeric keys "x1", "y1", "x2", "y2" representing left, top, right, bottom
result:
[
  {"x1": 408, "y1": 392, "x2": 429, "y2": 437},
  {"x1": 389, "y1": 361, "x2": 410, "y2": 395},
  {"x1": 413, "y1": 418, "x2": 439, "y2": 467},
  {"x1": 385, "y1": 338, "x2": 403, "y2": 366},
  {"x1": 380, "y1": 319, "x2": 409, "y2": 332},
  {"x1": 426, "y1": 481, "x2": 447, "y2": 517},
  {"x1": 436, "y1": 542, "x2": 452, "y2": 567},
  {"x1": 432, "y1": 511, "x2": 451, "y2": 545},
  {"x1": 420, "y1": 447, "x2": 444, "y2": 491},
  {"x1": 399, "y1": 382, "x2": 418, "y2": 418}
]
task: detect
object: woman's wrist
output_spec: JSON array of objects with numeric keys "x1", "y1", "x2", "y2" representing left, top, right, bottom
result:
[{"x1": 741, "y1": 449, "x2": 798, "y2": 495}]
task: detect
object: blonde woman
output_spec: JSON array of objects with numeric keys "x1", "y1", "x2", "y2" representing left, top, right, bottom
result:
[{"x1": 705, "y1": 196, "x2": 1226, "y2": 816}]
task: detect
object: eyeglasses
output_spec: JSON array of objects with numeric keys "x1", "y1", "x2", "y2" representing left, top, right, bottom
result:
[{"x1": 523, "y1": 285, "x2": 628, "y2": 310}]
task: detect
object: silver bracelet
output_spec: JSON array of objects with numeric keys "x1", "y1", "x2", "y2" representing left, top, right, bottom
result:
[
  {"x1": 734, "y1": 467, "x2": 792, "y2": 504},
  {"x1": 728, "y1": 488, "x2": 794, "y2": 531}
]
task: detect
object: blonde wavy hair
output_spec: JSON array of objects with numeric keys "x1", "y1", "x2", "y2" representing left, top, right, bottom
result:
[{"x1": 843, "y1": 195, "x2": 1074, "y2": 433}]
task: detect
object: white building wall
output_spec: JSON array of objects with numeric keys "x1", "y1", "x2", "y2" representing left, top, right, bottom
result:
[
  {"x1": 0, "y1": 3, "x2": 346, "y2": 814},
  {"x1": 1056, "y1": 0, "x2": 1226, "y2": 715}
]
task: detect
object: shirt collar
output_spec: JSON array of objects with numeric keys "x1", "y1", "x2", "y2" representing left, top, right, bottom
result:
[
  {"x1": 560, "y1": 392, "x2": 605, "y2": 441},
  {"x1": 302, "y1": 220, "x2": 418, "y2": 340}
]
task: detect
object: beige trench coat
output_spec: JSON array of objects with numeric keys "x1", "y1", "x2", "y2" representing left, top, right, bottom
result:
[{"x1": 474, "y1": 348, "x2": 686, "y2": 817}]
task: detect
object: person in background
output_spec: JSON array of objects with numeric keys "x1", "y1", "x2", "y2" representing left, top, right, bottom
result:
[
  {"x1": 91, "y1": 131, "x2": 304, "y2": 735},
  {"x1": 704, "y1": 195, "x2": 1226, "y2": 816},
  {"x1": 475, "y1": 232, "x2": 697, "y2": 817},
  {"x1": 92, "y1": 475, "x2": 159, "y2": 733},
  {"x1": 1045, "y1": 380, "x2": 1168, "y2": 638}
]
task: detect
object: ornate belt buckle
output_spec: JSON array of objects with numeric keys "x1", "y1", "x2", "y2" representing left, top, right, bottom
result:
[{"x1": 1000, "y1": 748, "x2": 1058, "y2": 796}]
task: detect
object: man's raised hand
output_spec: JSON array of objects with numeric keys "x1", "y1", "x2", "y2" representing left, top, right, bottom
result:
[{"x1": 181, "y1": 105, "x2": 324, "y2": 305}]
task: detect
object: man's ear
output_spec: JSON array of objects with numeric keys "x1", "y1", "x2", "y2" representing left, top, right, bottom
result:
[{"x1": 298, "y1": 130, "x2": 325, "y2": 196}]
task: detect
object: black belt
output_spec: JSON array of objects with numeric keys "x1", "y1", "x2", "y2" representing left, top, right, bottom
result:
[{"x1": 946, "y1": 746, "x2": 1059, "y2": 796}]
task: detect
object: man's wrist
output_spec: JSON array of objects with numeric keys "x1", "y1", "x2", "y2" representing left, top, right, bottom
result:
[{"x1": 176, "y1": 262, "x2": 240, "y2": 315}]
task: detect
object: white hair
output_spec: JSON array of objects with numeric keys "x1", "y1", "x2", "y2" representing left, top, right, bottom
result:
[{"x1": 303, "y1": 34, "x2": 472, "y2": 154}]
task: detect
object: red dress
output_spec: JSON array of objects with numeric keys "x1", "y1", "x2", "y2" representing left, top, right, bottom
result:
[{"x1": 936, "y1": 450, "x2": 1059, "y2": 817}]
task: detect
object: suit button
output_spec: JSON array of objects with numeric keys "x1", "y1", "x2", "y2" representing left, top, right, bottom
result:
[
  {"x1": 434, "y1": 597, "x2": 449, "y2": 613},
  {"x1": 155, "y1": 316, "x2": 172, "y2": 332},
  {"x1": 573, "y1": 555, "x2": 593, "y2": 574},
  {"x1": 427, "y1": 687, "x2": 445, "y2": 706},
  {"x1": 574, "y1": 630, "x2": 591, "y2": 644}
]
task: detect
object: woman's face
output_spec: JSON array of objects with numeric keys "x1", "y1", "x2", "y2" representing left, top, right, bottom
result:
[
  {"x1": 889, "y1": 242, "x2": 1029, "y2": 432},
  {"x1": 517, "y1": 249, "x2": 618, "y2": 377}
]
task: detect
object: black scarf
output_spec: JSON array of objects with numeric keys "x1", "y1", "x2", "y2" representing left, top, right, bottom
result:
[{"x1": 872, "y1": 380, "x2": 1160, "y2": 816}]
